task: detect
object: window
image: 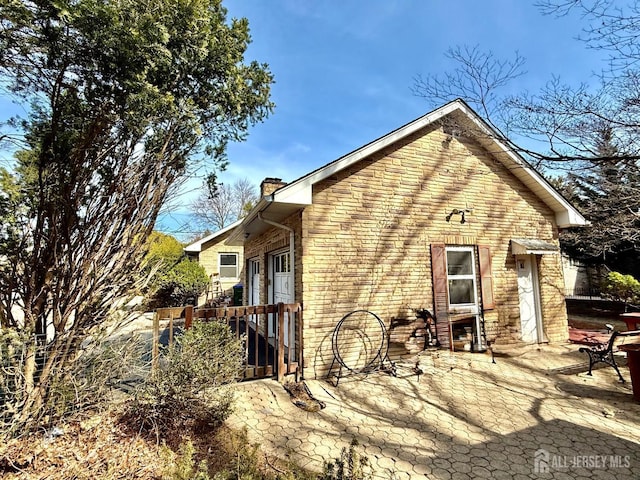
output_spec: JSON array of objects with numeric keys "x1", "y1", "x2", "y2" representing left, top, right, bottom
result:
[
  {"x1": 446, "y1": 246, "x2": 478, "y2": 313},
  {"x1": 274, "y1": 252, "x2": 290, "y2": 273},
  {"x1": 250, "y1": 260, "x2": 260, "y2": 276},
  {"x1": 219, "y1": 253, "x2": 239, "y2": 278},
  {"x1": 431, "y1": 243, "x2": 494, "y2": 350}
]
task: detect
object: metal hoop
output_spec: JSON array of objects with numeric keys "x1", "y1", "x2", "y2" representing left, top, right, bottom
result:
[{"x1": 331, "y1": 310, "x2": 389, "y2": 374}]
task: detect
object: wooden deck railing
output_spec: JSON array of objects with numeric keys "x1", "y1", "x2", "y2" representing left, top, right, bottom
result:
[{"x1": 153, "y1": 303, "x2": 303, "y2": 382}]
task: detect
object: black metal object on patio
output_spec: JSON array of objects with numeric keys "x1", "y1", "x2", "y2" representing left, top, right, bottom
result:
[{"x1": 327, "y1": 310, "x2": 392, "y2": 385}]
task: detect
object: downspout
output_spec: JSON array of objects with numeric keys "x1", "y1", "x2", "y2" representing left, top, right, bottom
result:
[{"x1": 257, "y1": 212, "x2": 295, "y2": 303}]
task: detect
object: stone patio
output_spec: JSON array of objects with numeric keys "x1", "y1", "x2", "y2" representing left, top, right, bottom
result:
[{"x1": 226, "y1": 344, "x2": 640, "y2": 479}]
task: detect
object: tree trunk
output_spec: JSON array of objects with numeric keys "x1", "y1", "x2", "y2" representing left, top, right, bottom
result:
[{"x1": 17, "y1": 343, "x2": 45, "y2": 427}]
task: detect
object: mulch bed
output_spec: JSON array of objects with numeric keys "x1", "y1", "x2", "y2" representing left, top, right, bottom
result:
[{"x1": 568, "y1": 327, "x2": 612, "y2": 346}]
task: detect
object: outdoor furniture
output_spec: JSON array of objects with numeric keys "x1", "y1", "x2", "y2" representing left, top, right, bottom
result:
[
  {"x1": 618, "y1": 344, "x2": 640, "y2": 400},
  {"x1": 579, "y1": 329, "x2": 640, "y2": 382},
  {"x1": 620, "y1": 312, "x2": 640, "y2": 331}
]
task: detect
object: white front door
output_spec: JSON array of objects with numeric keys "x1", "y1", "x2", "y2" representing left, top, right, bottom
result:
[
  {"x1": 517, "y1": 255, "x2": 543, "y2": 343},
  {"x1": 248, "y1": 259, "x2": 260, "y2": 306},
  {"x1": 272, "y1": 251, "x2": 292, "y2": 304},
  {"x1": 270, "y1": 251, "x2": 292, "y2": 344},
  {"x1": 248, "y1": 259, "x2": 261, "y2": 331}
]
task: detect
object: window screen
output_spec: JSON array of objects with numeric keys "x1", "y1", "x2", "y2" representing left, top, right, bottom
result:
[
  {"x1": 446, "y1": 247, "x2": 478, "y2": 311},
  {"x1": 219, "y1": 253, "x2": 238, "y2": 278}
]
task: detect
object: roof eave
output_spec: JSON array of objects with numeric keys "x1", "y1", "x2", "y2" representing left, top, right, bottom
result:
[
  {"x1": 226, "y1": 197, "x2": 272, "y2": 246},
  {"x1": 262, "y1": 99, "x2": 587, "y2": 228},
  {"x1": 271, "y1": 100, "x2": 464, "y2": 204},
  {"x1": 227, "y1": 99, "x2": 587, "y2": 239},
  {"x1": 454, "y1": 103, "x2": 588, "y2": 228},
  {"x1": 183, "y1": 219, "x2": 243, "y2": 252}
]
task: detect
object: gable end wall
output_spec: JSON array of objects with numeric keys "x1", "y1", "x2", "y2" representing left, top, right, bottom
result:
[{"x1": 300, "y1": 124, "x2": 568, "y2": 378}]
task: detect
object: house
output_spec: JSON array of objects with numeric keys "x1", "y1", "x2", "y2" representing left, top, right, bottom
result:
[
  {"x1": 184, "y1": 219, "x2": 244, "y2": 305},
  {"x1": 225, "y1": 99, "x2": 588, "y2": 379}
]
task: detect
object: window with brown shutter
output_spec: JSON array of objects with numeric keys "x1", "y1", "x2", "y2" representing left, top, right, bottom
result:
[
  {"x1": 446, "y1": 246, "x2": 479, "y2": 314},
  {"x1": 432, "y1": 243, "x2": 495, "y2": 350},
  {"x1": 477, "y1": 245, "x2": 495, "y2": 310},
  {"x1": 430, "y1": 243, "x2": 451, "y2": 349}
]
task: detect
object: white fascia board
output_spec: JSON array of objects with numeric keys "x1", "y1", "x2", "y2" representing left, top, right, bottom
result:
[
  {"x1": 272, "y1": 184, "x2": 312, "y2": 205},
  {"x1": 272, "y1": 101, "x2": 463, "y2": 204},
  {"x1": 555, "y1": 210, "x2": 590, "y2": 229},
  {"x1": 184, "y1": 238, "x2": 208, "y2": 253},
  {"x1": 519, "y1": 164, "x2": 588, "y2": 227},
  {"x1": 508, "y1": 161, "x2": 587, "y2": 227},
  {"x1": 183, "y1": 219, "x2": 243, "y2": 253},
  {"x1": 456, "y1": 102, "x2": 588, "y2": 228},
  {"x1": 264, "y1": 98, "x2": 587, "y2": 228}
]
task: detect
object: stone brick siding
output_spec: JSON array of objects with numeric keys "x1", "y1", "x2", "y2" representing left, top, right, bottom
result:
[
  {"x1": 242, "y1": 214, "x2": 303, "y2": 304},
  {"x1": 197, "y1": 230, "x2": 244, "y2": 303},
  {"x1": 299, "y1": 123, "x2": 567, "y2": 378}
]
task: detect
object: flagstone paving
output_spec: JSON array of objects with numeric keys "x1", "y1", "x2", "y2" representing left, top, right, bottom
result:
[{"x1": 226, "y1": 344, "x2": 640, "y2": 479}]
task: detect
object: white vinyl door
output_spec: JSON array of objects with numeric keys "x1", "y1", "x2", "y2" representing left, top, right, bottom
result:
[
  {"x1": 248, "y1": 259, "x2": 260, "y2": 305},
  {"x1": 270, "y1": 251, "x2": 292, "y2": 344},
  {"x1": 272, "y1": 251, "x2": 292, "y2": 303},
  {"x1": 517, "y1": 255, "x2": 542, "y2": 343}
]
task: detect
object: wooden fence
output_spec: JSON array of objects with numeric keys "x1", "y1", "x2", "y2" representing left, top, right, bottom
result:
[{"x1": 152, "y1": 303, "x2": 303, "y2": 382}]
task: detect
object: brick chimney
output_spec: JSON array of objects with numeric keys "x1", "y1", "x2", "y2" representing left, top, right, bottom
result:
[{"x1": 260, "y1": 177, "x2": 287, "y2": 196}]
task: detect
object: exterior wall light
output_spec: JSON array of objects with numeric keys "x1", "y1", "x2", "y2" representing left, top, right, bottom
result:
[{"x1": 446, "y1": 208, "x2": 473, "y2": 224}]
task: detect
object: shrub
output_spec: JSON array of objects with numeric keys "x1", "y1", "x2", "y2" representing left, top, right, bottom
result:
[
  {"x1": 161, "y1": 440, "x2": 212, "y2": 480},
  {"x1": 602, "y1": 271, "x2": 640, "y2": 304},
  {"x1": 319, "y1": 439, "x2": 373, "y2": 480},
  {"x1": 125, "y1": 320, "x2": 245, "y2": 436},
  {"x1": 150, "y1": 258, "x2": 210, "y2": 307},
  {"x1": 1, "y1": 327, "x2": 148, "y2": 438},
  {"x1": 144, "y1": 232, "x2": 185, "y2": 272}
]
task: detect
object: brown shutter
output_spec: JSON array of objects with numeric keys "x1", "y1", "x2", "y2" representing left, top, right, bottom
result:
[
  {"x1": 478, "y1": 245, "x2": 495, "y2": 310},
  {"x1": 430, "y1": 243, "x2": 450, "y2": 349}
]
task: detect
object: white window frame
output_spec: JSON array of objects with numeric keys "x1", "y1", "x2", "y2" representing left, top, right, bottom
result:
[
  {"x1": 445, "y1": 246, "x2": 479, "y2": 314},
  {"x1": 218, "y1": 252, "x2": 239, "y2": 279},
  {"x1": 273, "y1": 250, "x2": 291, "y2": 273}
]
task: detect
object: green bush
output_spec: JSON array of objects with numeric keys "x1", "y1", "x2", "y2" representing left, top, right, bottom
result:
[
  {"x1": 151, "y1": 258, "x2": 210, "y2": 307},
  {"x1": 161, "y1": 440, "x2": 212, "y2": 480},
  {"x1": 602, "y1": 271, "x2": 640, "y2": 304},
  {"x1": 125, "y1": 320, "x2": 245, "y2": 436},
  {"x1": 144, "y1": 232, "x2": 185, "y2": 272},
  {"x1": 141, "y1": 232, "x2": 210, "y2": 308}
]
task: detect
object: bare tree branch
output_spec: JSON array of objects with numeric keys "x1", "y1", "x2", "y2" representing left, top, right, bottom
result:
[{"x1": 190, "y1": 178, "x2": 258, "y2": 231}]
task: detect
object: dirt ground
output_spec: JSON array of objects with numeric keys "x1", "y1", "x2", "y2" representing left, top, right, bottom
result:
[
  {"x1": 0, "y1": 409, "x2": 167, "y2": 479},
  {"x1": 0, "y1": 407, "x2": 296, "y2": 480}
]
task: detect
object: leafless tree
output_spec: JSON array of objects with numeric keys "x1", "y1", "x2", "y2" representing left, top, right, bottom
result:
[
  {"x1": 412, "y1": 45, "x2": 526, "y2": 130},
  {"x1": 412, "y1": 0, "x2": 640, "y2": 275},
  {"x1": 413, "y1": 3, "x2": 640, "y2": 171},
  {"x1": 234, "y1": 177, "x2": 259, "y2": 216},
  {"x1": 537, "y1": 0, "x2": 640, "y2": 68},
  {"x1": 190, "y1": 178, "x2": 258, "y2": 230}
]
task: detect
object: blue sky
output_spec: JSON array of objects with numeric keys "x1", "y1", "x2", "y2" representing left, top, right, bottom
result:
[
  {"x1": 0, "y1": 1, "x2": 608, "y2": 239},
  {"x1": 216, "y1": 0, "x2": 601, "y2": 184}
]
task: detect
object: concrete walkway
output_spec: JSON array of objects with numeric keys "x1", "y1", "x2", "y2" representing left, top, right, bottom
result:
[{"x1": 227, "y1": 344, "x2": 640, "y2": 479}]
